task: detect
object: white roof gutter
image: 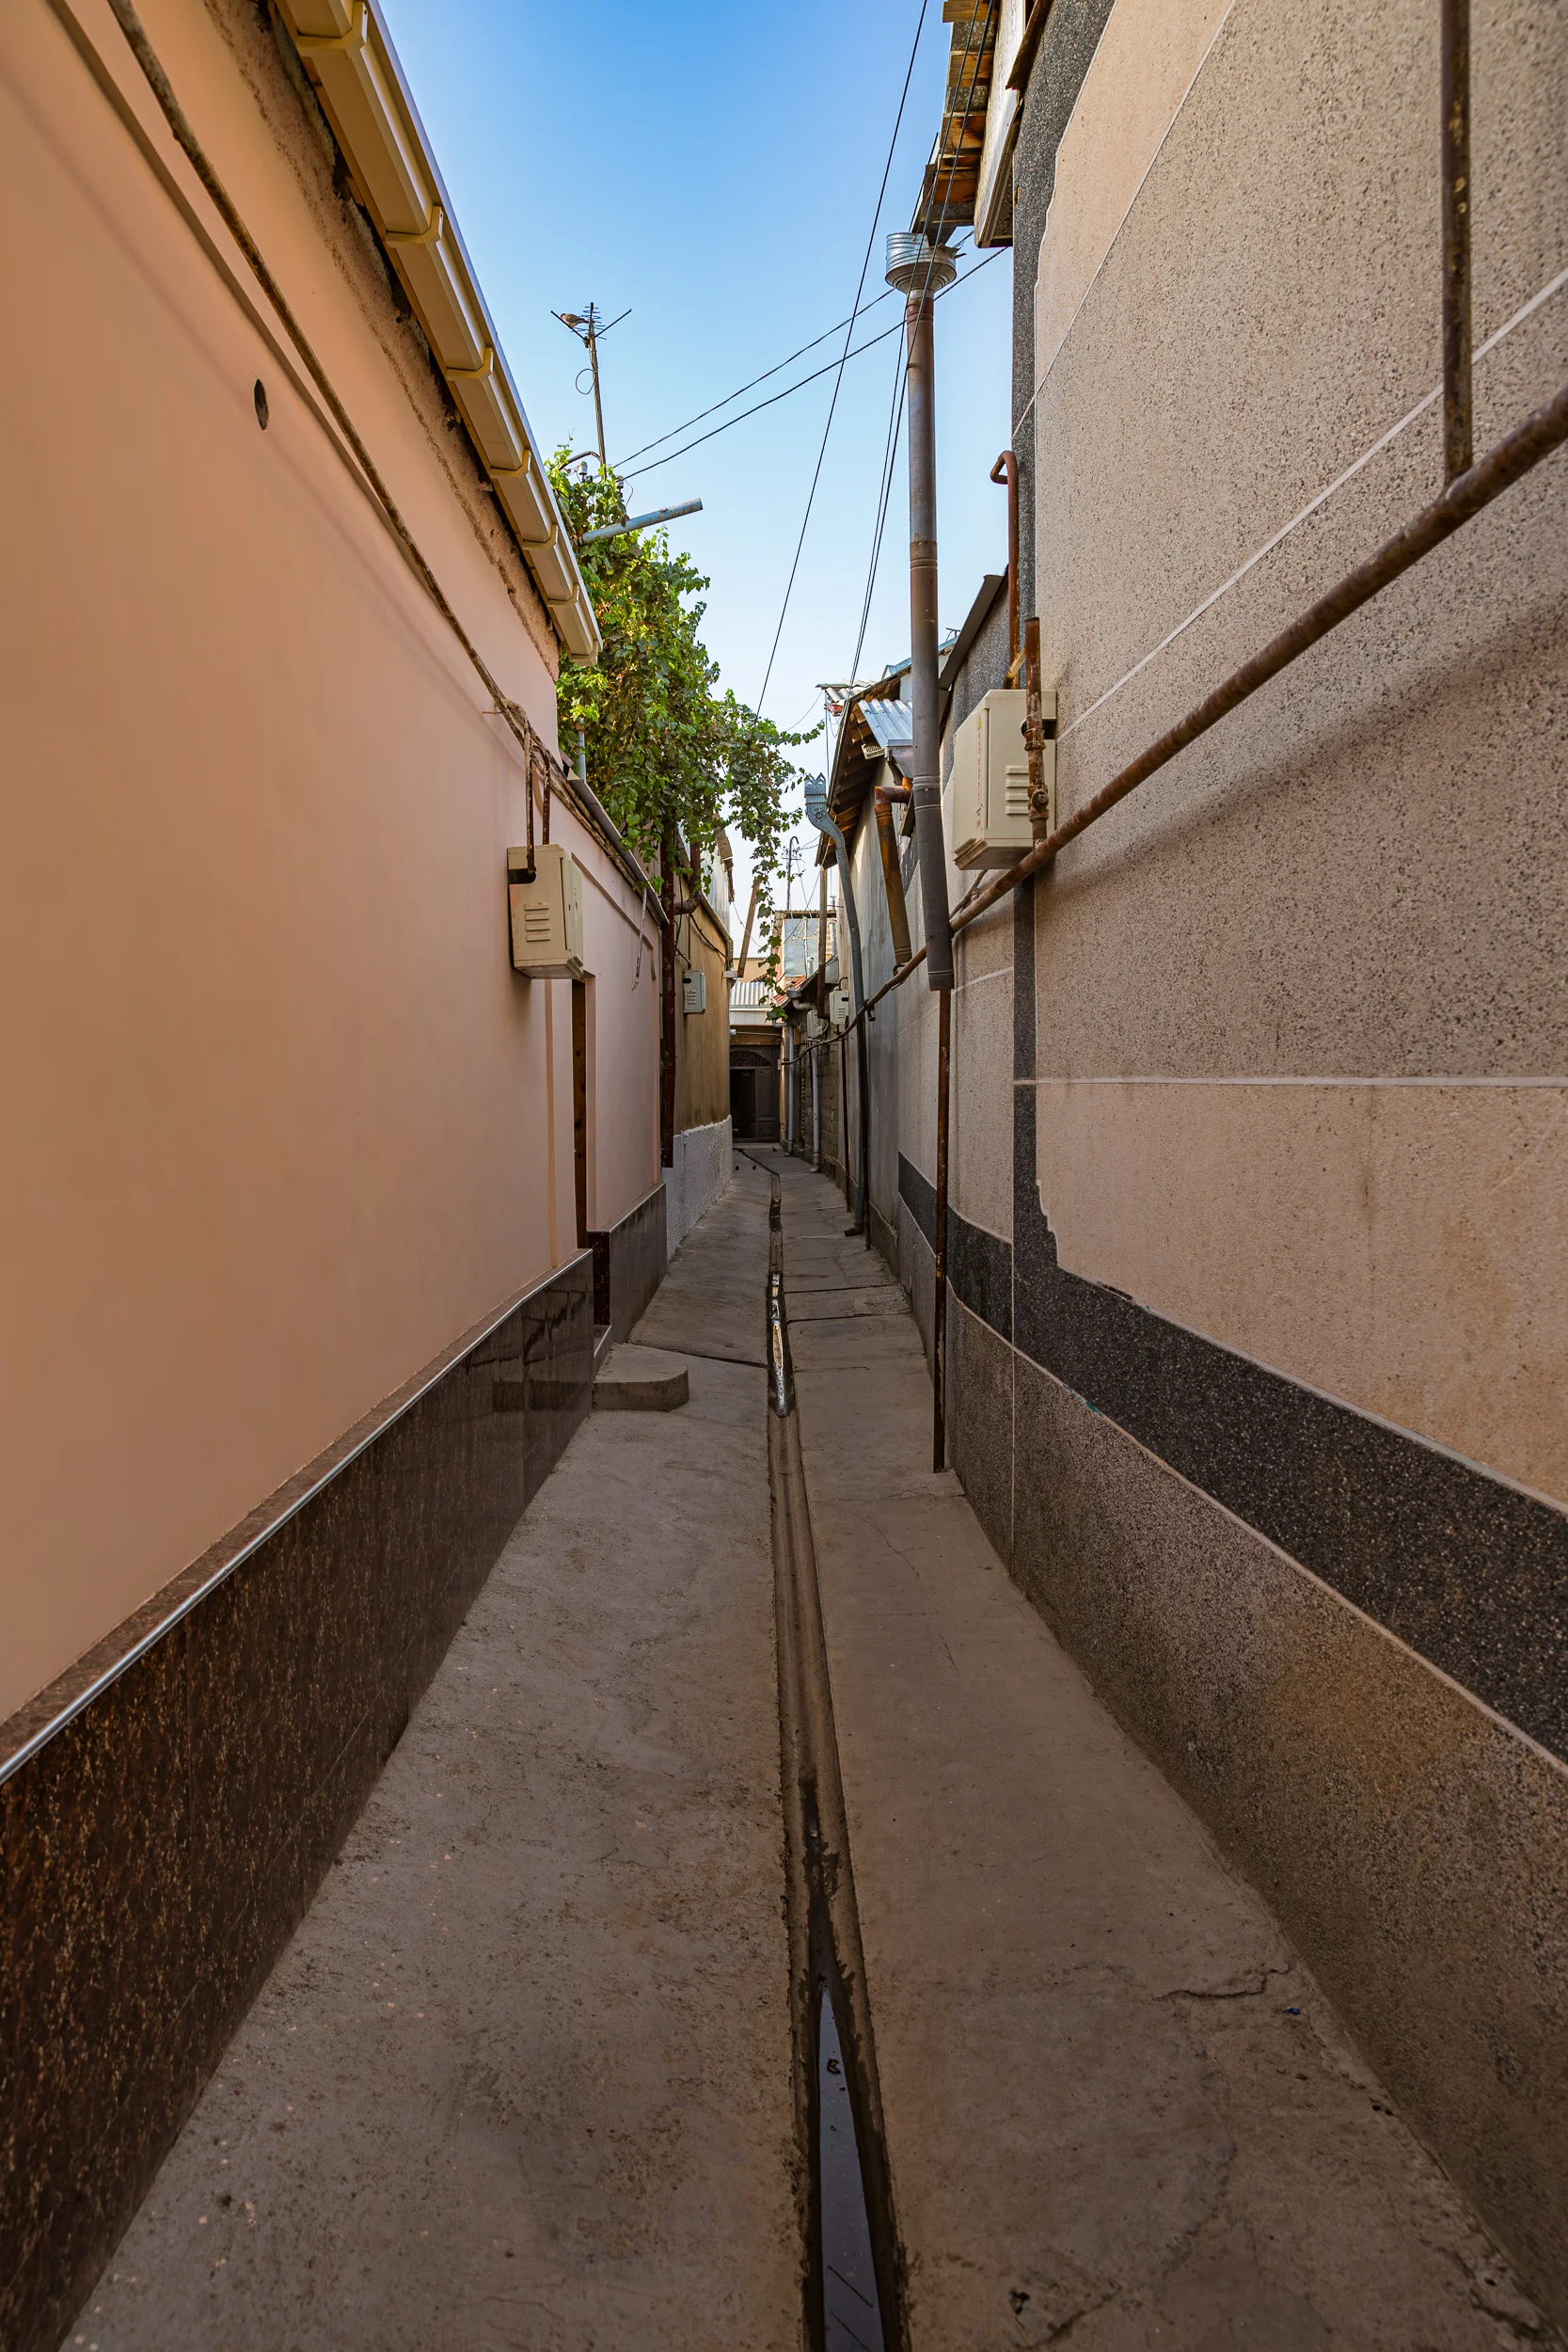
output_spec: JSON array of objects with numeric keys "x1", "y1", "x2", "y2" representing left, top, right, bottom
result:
[{"x1": 277, "y1": 0, "x2": 601, "y2": 665}]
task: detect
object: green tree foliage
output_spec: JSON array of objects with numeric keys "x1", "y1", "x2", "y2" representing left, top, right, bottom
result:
[{"x1": 547, "y1": 455, "x2": 815, "y2": 958}]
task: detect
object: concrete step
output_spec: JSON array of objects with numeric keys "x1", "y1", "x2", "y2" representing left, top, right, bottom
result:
[
  {"x1": 593, "y1": 1343, "x2": 689, "y2": 1412},
  {"x1": 593, "y1": 1321, "x2": 614, "y2": 1370}
]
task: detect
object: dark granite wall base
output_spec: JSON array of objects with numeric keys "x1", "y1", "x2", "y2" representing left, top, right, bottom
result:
[
  {"x1": 0, "y1": 1255, "x2": 593, "y2": 2352},
  {"x1": 876, "y1": 866, "x2": 1568, "y2": 2321},
  {"x1": 1008, "y1": 1347, "x2": 1568, "y2": 2328},
  {"x1": 946, "y1": 1296, "x2": 1014, "y2": 1569},
  {"x1": 897, "y1": 1136, "x2": 1568, "y2": 1763},
  {"x1": 901, "y1": 1162, "x2": 1568, "y2": 2324},
  {"x1": 589, "y1": 1182, "x2": 667, "y2": 1341}
]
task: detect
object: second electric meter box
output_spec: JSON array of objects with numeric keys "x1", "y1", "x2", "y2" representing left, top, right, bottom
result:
[
  {"x1": 682, "y1": 970, "x2": 707, "y2": 1015},
  {"x1": 945, "y1": 687, "x2": 1057, "y2": 867},
  {"x1": 507, "y1": 843, "x2": 584, "y2": 979}
]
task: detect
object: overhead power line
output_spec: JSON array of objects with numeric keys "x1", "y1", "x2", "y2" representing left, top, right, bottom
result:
[
  {"x1": 612, "y1": 289, "x2": 898, "y2": 473},
  {"x1": 620, "y1": 251, "x2": 1000, "y2": 488},
  {"x1": 848, "y1": 338, "x2": 910, "y2": 693},
  {"x1": 844, "y1": 0, "x2": 998, "y2": 702},
  {"x1": 755, "y1": 0, "x2": 933, "y2": 713}
]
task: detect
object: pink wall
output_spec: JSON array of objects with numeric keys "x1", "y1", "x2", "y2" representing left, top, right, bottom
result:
[
  {"x1": 567, "y1": 806, "x2": 663, "y2": 1235},
  {"x1": 0, "y1": 0, "x2": 657, "y2": 1717}
]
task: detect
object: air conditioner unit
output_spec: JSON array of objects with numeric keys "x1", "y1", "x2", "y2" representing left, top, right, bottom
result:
[
  {"x1": 944, "y1": 686, "x2": 1057, "y2": 867},
  {"x1": 682, "y1": 969, "x2": 707, "y2": 1015},
  {"x1": 507, "y1": 843, "x2": 584, "y2": 978}
]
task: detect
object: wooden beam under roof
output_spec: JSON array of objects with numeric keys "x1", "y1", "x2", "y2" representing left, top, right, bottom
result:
[{"x1": 912, "y1": 0, "x2": 1000, "y2": 239}]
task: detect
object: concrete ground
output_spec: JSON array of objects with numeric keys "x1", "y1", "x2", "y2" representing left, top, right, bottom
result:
[
  {"x1": 84, "y1": 1169, "x2": 797, "y2": 2352},
  {"x1": 769, "y1": 1148, "x2": 1551, "y2": 2352},
  {"x1": 81, "y1": 1153, "x2": 1551, "y2": 2351}
]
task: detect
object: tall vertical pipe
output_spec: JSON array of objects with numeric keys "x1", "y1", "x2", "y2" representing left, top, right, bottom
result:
[
  {"x1": 990, "y1": 450, "x2": 1020, "y2": 668},
  {"x1": 1441, "y1": 0, "x2": 1473, "y2": 483},
  {"x1": 659, "y1": 827, "x2": 676, "y2": 1168},
  {"x1": 814, "y1": 866, "x2": 827, "y2": 1171},
  {"x1": 1024, "y1": 616, "x2": 1051, "y2": 843},
  {"x1": 888, "y1": 234, "x2": 957, "y2": 995},
  {"x1": 933, "y1": 988, "x2": 951, "y2": 1472}
]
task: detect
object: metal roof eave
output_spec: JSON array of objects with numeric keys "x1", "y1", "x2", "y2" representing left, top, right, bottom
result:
[{"x1": 277, "y1": 0, "x2": 601, "y2": 665}]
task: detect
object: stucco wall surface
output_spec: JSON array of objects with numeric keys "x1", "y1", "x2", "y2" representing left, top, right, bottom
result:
[
  {"x1": 0, "y1": 0, "x2": 655, "y2": 1718},
  {"x1": 673, "y1": 901, "x2": 733, "y2": 1136},
  {"x1": 665, "y1": 1120, "x2": 734, "y2": 1260},
  {"x1": 1032, "y1": 0, "x2": 1232, "y2": 395},
  {"x1": 1038, "y1": 1077, "x2": 1568, "y2": 1502},
  {"x1": 577, "y1": 850, "x2": 661, "y2": 1236},
  {"x1": 1029, "y1": 0, "x2": 1568, "y2": 1494}
]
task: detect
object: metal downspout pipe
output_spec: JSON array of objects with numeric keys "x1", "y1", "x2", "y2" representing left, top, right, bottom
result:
[
  {"x1": 889, "y1": 235, "x2": 957, "y2": 997},
  {"x1": 815, "y1": 866, "x2": 827, "y2": 1171},
  {"x1": 888, "y1": 230, "x2": 958, "y2": 1459}
]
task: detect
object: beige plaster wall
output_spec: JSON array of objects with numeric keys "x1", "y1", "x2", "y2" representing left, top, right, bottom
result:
[
  {"x1": 674, "y1": 902, "x2": 732, "y2": 1136},
  {"x1": 1030, "y1": 0, "x2": 1567, "y2": 1495},
  {"x1": 572, "y1": 812, "x2": 661, "y2": 1231},
  {"x1": 1037, "y1": 1078, "x2": 1568, "y2": 1501},
  {"x1": 951, "y1": 916, "x2": 1014, "y2": 1244},
  {"x1": 0, "y1": 0, "x2": 653, "y2": 1718},
  {"x1": 1032, "y1": 0, "x2": 1232, "y2": 396}
]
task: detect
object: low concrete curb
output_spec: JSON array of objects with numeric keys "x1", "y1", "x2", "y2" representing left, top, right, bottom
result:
[{"x1": 593, "y1": 1343, "x2": 690, "y2": 1411}]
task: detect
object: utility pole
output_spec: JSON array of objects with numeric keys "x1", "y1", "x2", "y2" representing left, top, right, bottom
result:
[
  {"x1": 885, "y1": 232, "x2": 957, "y2": 993},
  {"x1": 585, "y1": 305, "x2": 607, "y2": 470},
  {"x1": 553, "y1": 304, "x2": 630, "y2": 475}
]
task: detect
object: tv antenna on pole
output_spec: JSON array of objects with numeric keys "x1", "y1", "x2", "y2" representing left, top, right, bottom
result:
[{"x1": 552, "y1": 303, "x2": 630, "y2": 472}]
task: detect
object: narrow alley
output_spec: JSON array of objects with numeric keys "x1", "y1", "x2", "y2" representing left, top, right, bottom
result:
[
  {"x1": 4, "y1": 1, "x2": 1564, "y2": 2344},
  {"x1": 77, "y1": 1164, "x2": 1549, "y2": 2351}
]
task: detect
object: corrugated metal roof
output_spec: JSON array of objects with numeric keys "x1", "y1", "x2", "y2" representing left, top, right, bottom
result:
[{"x1": 860, "y1": 699, "x2": 913, "y2": 752}]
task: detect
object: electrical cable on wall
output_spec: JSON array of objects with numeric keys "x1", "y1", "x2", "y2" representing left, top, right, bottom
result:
[{"x1": 64, "y1": 0, "x2": 673, "y2": 914}]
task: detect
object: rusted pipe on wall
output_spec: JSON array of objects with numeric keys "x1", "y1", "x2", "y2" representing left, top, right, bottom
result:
[
  {"x1": 1441, "y1": 0, "x2": 1473, "y2": 483},
  {"x1": 947, "y1": 379, "x2": 1568, "y2": 941},
  {"x1": 990, "y1": 450, "x2": 1020, "y2": 667},
  {"x1": 1022, "y1": 614, "x2": 1050, "y2": 843},
  {"x1": 658, "y1": 829, "x2": 677, "y2": 1168},
  {"x1": 873, "y1": 788, "x2": 914, "y2": 968},
  {"x1": 932, "y1": 988, "x2": 951, "y2": 1473},
  {"x1": 843, "y1": 372, "x2": 1568, "y2": 1022}
]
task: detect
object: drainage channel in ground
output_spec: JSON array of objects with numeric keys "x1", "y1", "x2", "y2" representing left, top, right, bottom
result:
[{"x1": 763, "y1": 1164, "x2": 908, "y2": 2352}]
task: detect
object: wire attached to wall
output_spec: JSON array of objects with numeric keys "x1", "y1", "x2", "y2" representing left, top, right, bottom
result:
[{"x1": 60, "y1": 0, "x2": 667, "y2": 915}]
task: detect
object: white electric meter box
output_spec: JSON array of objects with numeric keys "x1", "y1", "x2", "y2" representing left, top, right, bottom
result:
[
  {"x1": 682, "y1": 969, "x2": 707, "y2": 1015},
  {"x1": 507, "y1": 843, "x2": 584, "y2": 978},
  {"x1": 945, "y1": 687, "x2": 1057, "y2": 868},
  {"x1": 829, "y1": 985, "x2": 852, "y2": 1027}
]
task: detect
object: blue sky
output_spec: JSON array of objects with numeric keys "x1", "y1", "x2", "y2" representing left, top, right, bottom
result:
[{"x1": 379, "y1": 0, "x2": 1015, "y2": 905}]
